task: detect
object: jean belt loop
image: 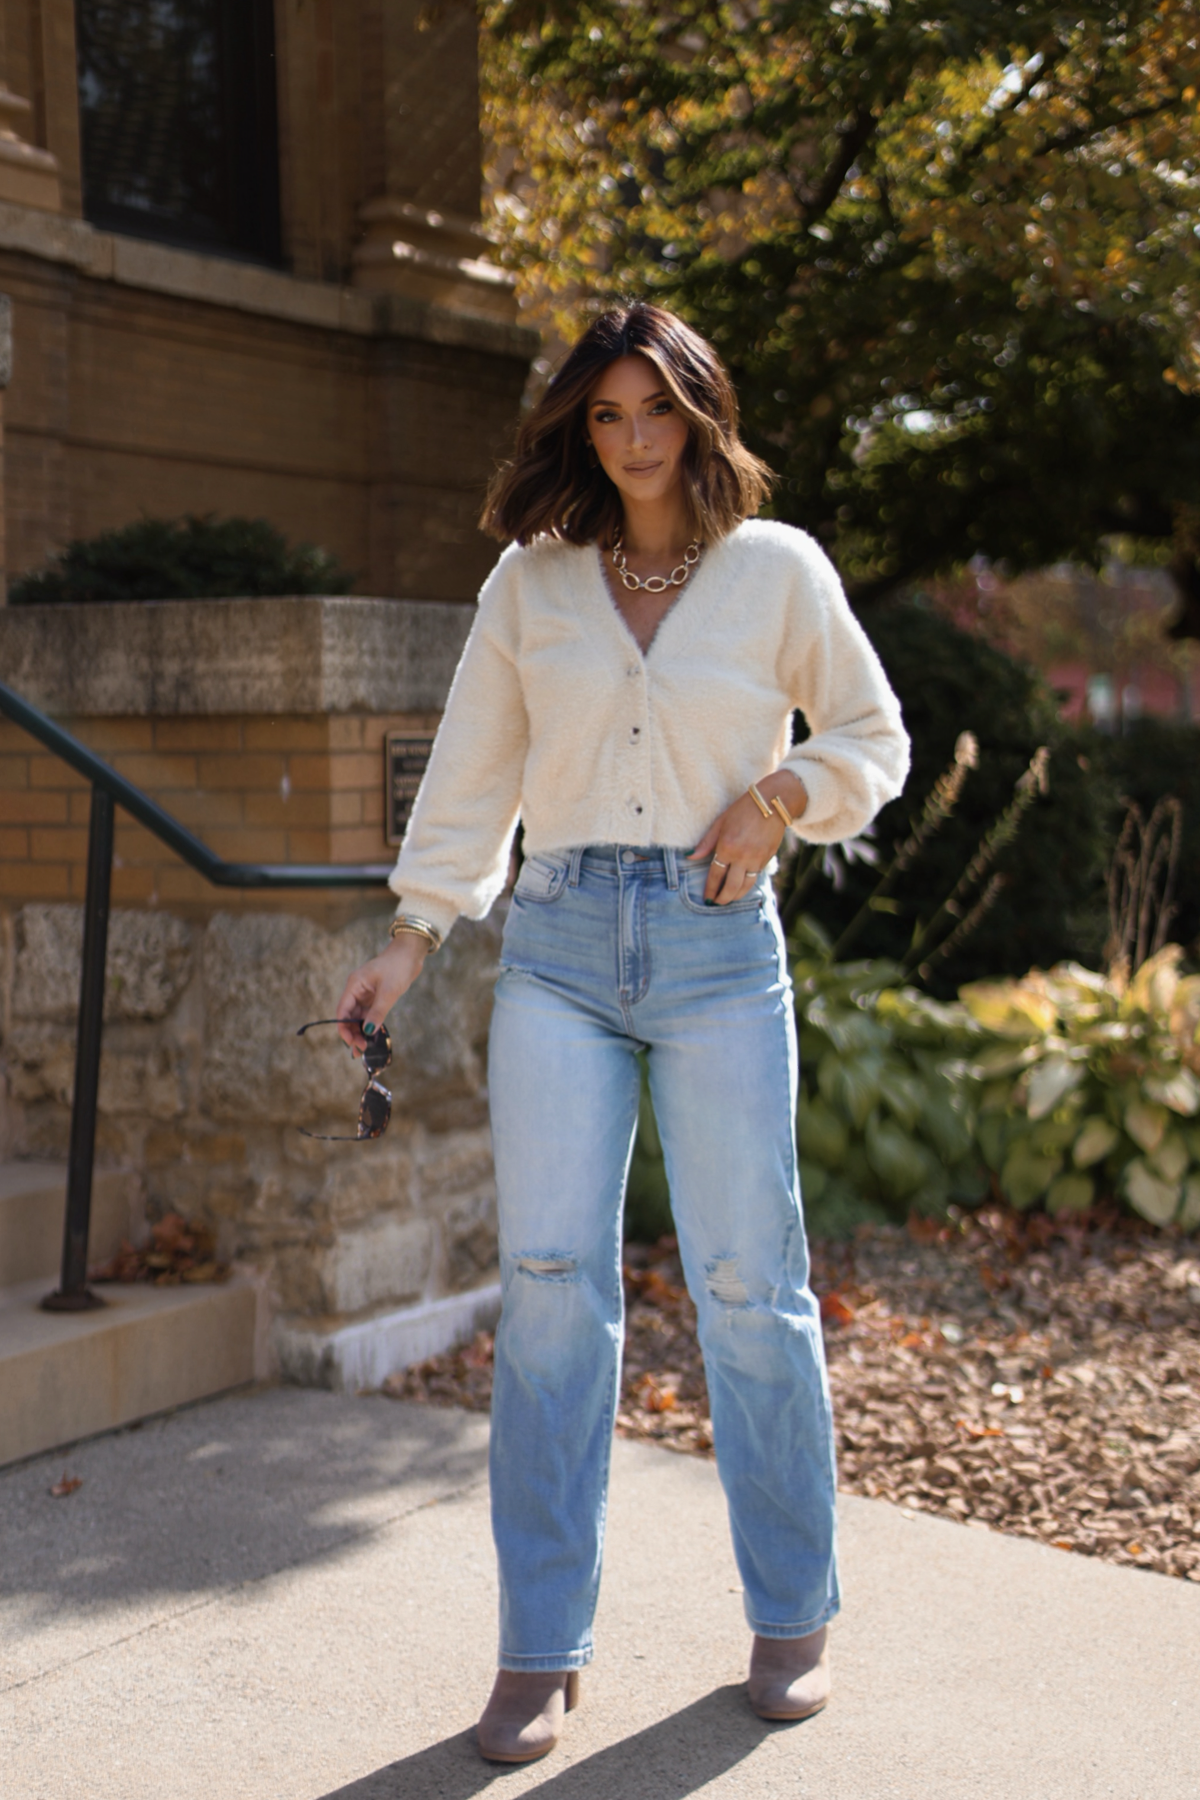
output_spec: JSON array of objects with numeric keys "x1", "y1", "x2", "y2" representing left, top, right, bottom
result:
[
  {"x1": 663, "y1": 846, "x2": 680, "y2": 890},
  {"x1": 567, "y1": 846, "x2": 585, "y2": 888}
]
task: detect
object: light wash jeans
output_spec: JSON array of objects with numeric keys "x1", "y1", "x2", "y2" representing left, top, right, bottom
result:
[{"x1": 487, "y1": 844, "x2": 839, "y2": 1671}]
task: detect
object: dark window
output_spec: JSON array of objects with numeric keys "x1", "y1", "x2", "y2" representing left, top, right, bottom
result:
[{"x1": 76, "y1": 0, "x2": 281, "y2": 264}]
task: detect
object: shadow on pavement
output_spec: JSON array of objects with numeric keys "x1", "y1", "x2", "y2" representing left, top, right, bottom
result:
[
  {"x1": 320, "y1": 1687, "x2": 783, "y2": 1799},
  {"x1": 0, "y1": 1388, "x2": 489, "y2": 1622}
]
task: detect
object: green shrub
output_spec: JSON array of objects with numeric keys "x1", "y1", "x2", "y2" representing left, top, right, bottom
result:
[
  {"x1": 796, "y1": 603, "x2": 1111, "y2": 994},
  {"x1": 790, "y1": 924, "x2": 990, "y2": 1237},
  {"x1": 8, "y1": 515, "x2": 353, "y2": 604}
]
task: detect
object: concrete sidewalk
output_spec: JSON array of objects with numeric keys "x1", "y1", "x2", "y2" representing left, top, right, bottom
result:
[{"x1": 0, "y1": 1387, "x2": 1196, "y2": 1800}]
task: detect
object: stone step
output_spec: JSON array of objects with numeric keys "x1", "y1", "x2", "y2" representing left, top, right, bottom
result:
[
  {"x1": 0, "y1": 1274, "x2": 260, "y2": 1468},
  {"x1": 0, "y1": 1161, "x2": 139, "y2": 1289}
]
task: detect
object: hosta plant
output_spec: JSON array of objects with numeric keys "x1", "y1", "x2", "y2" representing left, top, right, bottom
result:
[
  {"x1": 959, "y1": 948, "x2": 1200, "y2": 1229},
  {"x1": 790, "y1": 919, "x2": 989, "y2": 1238}
]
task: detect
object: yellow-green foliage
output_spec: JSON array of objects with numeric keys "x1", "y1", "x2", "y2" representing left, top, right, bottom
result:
[
  {"x1": 792, "y1": 926, "x2": 1200, "y2": 1234},
  {"x1": 959, "y1": 948, "x2": 1200, "y2": 1229}
]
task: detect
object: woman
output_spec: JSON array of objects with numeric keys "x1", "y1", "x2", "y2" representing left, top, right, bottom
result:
[{"x1": 334, "y1": 303, "x2": 909, "y2": 1763}]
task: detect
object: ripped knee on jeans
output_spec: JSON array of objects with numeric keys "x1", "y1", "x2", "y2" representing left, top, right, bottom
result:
[
  {"x1": 706, "y1": 1255, "x2": 749, "y2": 1306},
  {"x1": 514, "y1": 1251, "x2": 579, "y2": 1282}
]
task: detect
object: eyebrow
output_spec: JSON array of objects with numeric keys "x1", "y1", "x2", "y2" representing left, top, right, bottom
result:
[{"x1": 589, "y1": 389, "x2": 669, "y2": 408}]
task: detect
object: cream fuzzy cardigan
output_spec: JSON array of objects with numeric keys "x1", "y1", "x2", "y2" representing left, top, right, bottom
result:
[{"x1": 389, "y1": 519, "x2": 910, "y2": 939}]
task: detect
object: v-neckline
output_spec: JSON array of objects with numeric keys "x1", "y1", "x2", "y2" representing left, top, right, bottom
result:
[{"x1": 588, "y1": 537, "x2": 719, "y2": 665}]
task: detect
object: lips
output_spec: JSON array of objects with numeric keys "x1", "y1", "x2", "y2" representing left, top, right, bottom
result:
[{"x1": 624, "y1": 461, "x2": 663, "y2": 475}]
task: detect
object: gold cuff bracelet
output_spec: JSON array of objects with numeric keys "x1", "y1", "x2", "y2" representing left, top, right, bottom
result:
[
  {"x1": 747, "y1": 782, "x2": 774, "y2": 820},
  {"x1": 388, "y1": 915, "x2": 442, "y2": 954}
]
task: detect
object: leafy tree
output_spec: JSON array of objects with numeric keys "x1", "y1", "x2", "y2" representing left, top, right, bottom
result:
[
  {"x1": 9, "y1": 515, "x2": 353, "y2": 604},
  {"x1": 482, "y1": 0, "x2": 1200, "y2": 627}
]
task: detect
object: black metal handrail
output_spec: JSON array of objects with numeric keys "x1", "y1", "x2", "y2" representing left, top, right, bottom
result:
[{"x1": 0, "y1": 676, "x2": 393, "y2": 1311}]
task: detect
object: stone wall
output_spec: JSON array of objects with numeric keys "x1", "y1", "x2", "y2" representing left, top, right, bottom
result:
[
  {"x1": 0, "y1": 596, "x2": 503, "y2": 1384},
  {"x1": 0, "y1": 898, "x2": 503, "y2": 1373}
]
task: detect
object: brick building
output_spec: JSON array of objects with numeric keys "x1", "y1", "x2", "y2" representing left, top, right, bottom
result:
[{"x1": 0, "y1": 0, "x2": 533, "y2": 601}]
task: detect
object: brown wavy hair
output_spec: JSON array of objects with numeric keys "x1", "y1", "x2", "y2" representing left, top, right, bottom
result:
[{"x1": 481, "y1": 303, "x2": 774, "y2": 546}]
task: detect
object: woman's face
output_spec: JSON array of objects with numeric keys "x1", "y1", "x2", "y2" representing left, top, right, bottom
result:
[{"x1": 585, "y1": 354, "x2": 691, "y2": 511}]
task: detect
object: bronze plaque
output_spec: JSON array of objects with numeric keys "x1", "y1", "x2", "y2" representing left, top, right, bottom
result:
[{"x1": 384, "y1": 731, "x2": 434, "y2": 847}]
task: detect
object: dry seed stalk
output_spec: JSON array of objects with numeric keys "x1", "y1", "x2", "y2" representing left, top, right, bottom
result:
[
  {"x1": 917, "y1": 873, "x2": 1008, "y2": 982},
  {"x1": 1105, "y1": 796, "x2": 1183, "y2": 975},
  {"x1": 901, "y1": 746, "x2": 1048, "y2": 978},
  {"x1": 825, "y1": 731, "x2": 979, "y2": 959}
]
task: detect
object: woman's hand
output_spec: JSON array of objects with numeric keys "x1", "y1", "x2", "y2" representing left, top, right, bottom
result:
[
  {"x1": 688, "y1": 771, "x2": 808, "y2": 905},
  {"x1": 334, "y1": 934, "x2": 429, "y2": 1055}
]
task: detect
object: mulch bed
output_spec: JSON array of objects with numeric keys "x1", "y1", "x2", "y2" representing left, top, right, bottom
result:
[{"x1": 383, "y1": 1206, "x2": 1200, "y2": 1583}]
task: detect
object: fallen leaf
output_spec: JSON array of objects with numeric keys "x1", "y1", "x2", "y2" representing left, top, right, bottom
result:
[
  {"x1": 623, "y1": 1266, "x2": 687, "y2": 1307},
  {"x1": 820, "y1": 1292, "x2": 856, "y2": 1326},
  {"x1": 50, "y1": 1474, "x2": 82, "y2": 1498},
  {"x1": 634, "y1": 1373, "x2": 679, "y2": 1413},
  {"x1": 91, "y1": 1212, "x2": 228, "y2": 1285},
  {"x1": 907, "y1": 1213, "x2": 951, "y2": 1246}
]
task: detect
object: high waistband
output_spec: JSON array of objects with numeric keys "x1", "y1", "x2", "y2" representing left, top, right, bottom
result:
[{"x1": 567, "y1": 844, "x2": 705, "y2": 888}]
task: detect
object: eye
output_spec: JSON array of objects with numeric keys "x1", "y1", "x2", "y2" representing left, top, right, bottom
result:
[
  {"x1": 592, "y1": 408, "x2": 620, "y2": 424},
  {"x1": 649, "y1": 401, "x2": 674, "y2": 415}
]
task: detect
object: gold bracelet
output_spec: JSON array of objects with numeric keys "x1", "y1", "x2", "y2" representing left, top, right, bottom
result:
[
  {"x1": 770, "y1": 794, "x2": 795, "y2": 831},
  {"x1": 388, "y1": 915, "x2": 442, "y2": 954},
  {"x1": 747, "y1": 782, "x2": 774, "y2": 820}
]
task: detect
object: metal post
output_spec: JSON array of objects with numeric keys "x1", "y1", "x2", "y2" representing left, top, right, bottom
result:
[{"x1": 42, "y1": 785, "x2": 114, "y2": 1312}]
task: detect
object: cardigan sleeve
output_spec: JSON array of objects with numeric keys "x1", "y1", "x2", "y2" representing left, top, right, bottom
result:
[
  {"x1": 776, "y1": 533, "x2": 910, "y2": 843},
  {"x1": 387, "y1": 557, "x2": 528, "y2": 940}
]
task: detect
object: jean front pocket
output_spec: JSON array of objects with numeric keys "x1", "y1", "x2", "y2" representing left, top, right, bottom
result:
[
  {"x1": 678, "y1": 861, "x2": 766, "y2": 916},
  {"x1": 513, "y1": 852, "x2": 570, "y2": 904}
]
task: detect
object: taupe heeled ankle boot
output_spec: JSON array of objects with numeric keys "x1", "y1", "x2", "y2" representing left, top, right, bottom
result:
[
  {"x1": 747, "y1": 1627, "x2": 831, "y2": 1721},
  {"x1": 476, "y1": 1669, "x2": 581, "y2": 1763}
]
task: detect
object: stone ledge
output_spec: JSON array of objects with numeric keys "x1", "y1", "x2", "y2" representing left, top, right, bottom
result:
[
  {"x1": 0, "y1": 201, "x2": 539, "y2": 361},
  {"x1": 0, "y1": 1274, "x2": 260, "y2": 1466},
  {"x1": 274, "y1": 1281, "x2": 502, "y2": 1393},
  {"x1": 0, "y1": 596, "x2": 473, "y2": 716}
]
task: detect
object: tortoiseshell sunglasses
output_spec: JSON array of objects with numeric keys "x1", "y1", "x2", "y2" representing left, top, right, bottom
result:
[{"x1": 296, "y1": 1018, "x2": 392, "y2": 1141}]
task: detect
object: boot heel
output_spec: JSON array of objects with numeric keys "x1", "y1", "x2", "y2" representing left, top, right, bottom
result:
[{"x1": 477, "y1": 1670, "x2": 580, "y2": 1764}]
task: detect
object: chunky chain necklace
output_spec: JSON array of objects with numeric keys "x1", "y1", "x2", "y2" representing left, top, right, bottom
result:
[{"x1": 611, "y1": 532, "x2": 702, "y2": 594}]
